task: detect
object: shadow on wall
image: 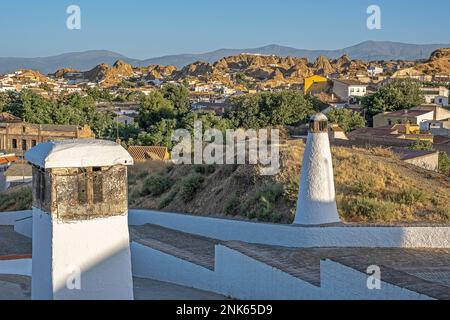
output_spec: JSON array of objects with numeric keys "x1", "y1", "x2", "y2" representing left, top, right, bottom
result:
[{"x1": 50, "y1": 242, "x2": 134, "y2": 300}]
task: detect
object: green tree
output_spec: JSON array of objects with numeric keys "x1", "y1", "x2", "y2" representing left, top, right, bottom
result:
[
  {"x1": 161, "y1": 83, "x2": 190, "y2": 116},
  {"x1": 181, "y1": 112, "x2": 232, "y2": 134},
  {"x1": 326, "y1": 108, "x2": 366, "y2": 133},
  {"x1": 226, "y1": 90, "x2": 316, "y2": 129},
  {"x1": 138, "y1": 91, "x2": 175, "y2": 130},
  {"x1": 137, "y1": 119, "x2": 177, "y2": 148},
  {"x1": 85, "y1": 87, "x2": 113, "y2": 102},
  {"x1": 362, "y1": 78, "x2": 425, "y2": 117}
]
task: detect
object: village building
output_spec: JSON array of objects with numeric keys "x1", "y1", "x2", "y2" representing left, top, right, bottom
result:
[
  {"x1": 303, "y1": 75, "x2": 329, "y2": 95},
  {"x1": 0, "y1": 117, "x2": 95, "y2": 157},
  {"x1": 0, "y1": 154, "x2": 18, "y2": 192},
  {"x1": 420, "y1": 86, "x2": 449, "y2": 106},
  {"x1": 373, "y1": 109, "x2": 435, "y2": 128},
  {"x1": 332, "y1": 79, "x2": 367, "y2": 101}
]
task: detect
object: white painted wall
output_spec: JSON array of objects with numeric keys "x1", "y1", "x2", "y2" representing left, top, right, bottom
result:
[
  {"x1": 0, "y1": 210, "x2": 32, "y2": 226},
  {"x1": 129, "y1": 210, "x2": 450, "y2": 249},
  {"x1": 14, "y1": 216, "x2": 32, "y2": 238},
  {"x1": 131, "y1": 242, "x2": 434, "y2": 300},
  {"x1": 131, "y1": 242, "x2": 216, "y2": 291},
  {"x1": 32, "y1": 209, "x2": 53, "y2": 300},
  {"x1": 0, "y1": 258, "x2": 31, "y2": 276},
  {"x1": 320, "y1": 260, "x2": 432, "y2": 300},
  {"x1": 32, "y1": 208, "x2": 134, "y2": 300},
  {"x1": 294, "y1": 131, "x2": 340, "y2": 225}
]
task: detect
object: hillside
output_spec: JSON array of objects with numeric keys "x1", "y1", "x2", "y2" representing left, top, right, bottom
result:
[
  {"x1": 394, "y1": 48, "x2": 450, "y2": 77},
  {"x1": 129, "y1": 141, "x2": 450, "y2": 225}
]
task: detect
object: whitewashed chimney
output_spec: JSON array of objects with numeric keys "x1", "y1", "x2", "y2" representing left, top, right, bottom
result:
[
  {"x1": 25, "y1": 139, "x2": 134, "y2": 300},
  {"x1": 294, "y1": 113, "x2": 340, "y2": 225}
]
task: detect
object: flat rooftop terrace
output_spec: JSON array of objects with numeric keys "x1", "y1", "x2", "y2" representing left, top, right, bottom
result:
[{"x1": 1, "y1": 223, "x2": 450, "y2": 299}]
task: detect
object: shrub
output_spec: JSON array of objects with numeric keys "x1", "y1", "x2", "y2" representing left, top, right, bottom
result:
[
  {"x1": 157, "y1": 189, "x2": 178, "y2": 209},
  {"x1": 256, "y1": 183, "x2": 284, "y2": 204},
  {"x1": 395, "y1": 187, "x2": 427, "y2": 205},
  {"x1": 439, "y1": 152, "x2": 450, "y2": 176},
  {"x1": 179, "y1": 174, "x2": 204, "y2": 203},
  {"x1": 224, "y1": 194, "x2": 240, "y2": 216},
  {"x1": 341, "y1": 197, "x2": 397, "y2": 222},
  {"x1": 193, "y1": 164, "x2": 216, "y2": 175},
  {"x1": 407, "y1": 140, "x2": 434, "y2": 151},
  {"x1": 141, "y1": 175, "x2": 172, "y2": 197},
  {"x1": 437, "y1": 206, "x2": 450, "y2": 221},
  {"x1": 238, "y1": 183, "x2": 284, "y2": 222},
  {"x1": 137, "y1": 171, "x2": 149, "y2": 179},
  {"x1": 128, "y1": 174, "x2": 137, "y2": 186},
  {"x1": 0, "y1": 188, "x2": 32, "y2": 211},
  {"x1": 351, "y1": 179, "x2": 377, "y2": 198},
  {"x1": 128, "y1": 190, "x2": 141, "y2": 205}
]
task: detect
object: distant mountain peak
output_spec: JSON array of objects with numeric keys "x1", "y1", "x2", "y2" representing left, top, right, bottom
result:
[{"x1": 1, "y1": 41, "x2": 450, "y2": 74}]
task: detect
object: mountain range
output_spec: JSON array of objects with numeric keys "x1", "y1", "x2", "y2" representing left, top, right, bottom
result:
[{"x1": 1, "y1": 41, "x2": 449, "y2": 75}]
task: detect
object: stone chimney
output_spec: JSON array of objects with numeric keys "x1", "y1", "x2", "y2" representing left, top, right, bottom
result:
[{"x1": 25, "y1": 139, "x2": 134, "y2": 300}]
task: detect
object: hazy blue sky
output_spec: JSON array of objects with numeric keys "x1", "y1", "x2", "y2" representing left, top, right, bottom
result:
[{"x1": 0, "y1": 0, "x2": 449, "y2": 59}]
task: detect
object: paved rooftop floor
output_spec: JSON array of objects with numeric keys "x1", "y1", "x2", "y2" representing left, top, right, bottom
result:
[
  {"x1": 2, "y1": 223, "x2": 450, "y2": 299},
  {"x1": 0, "y1": 226, "x2": 31, "y2": 257},
  {"x1": 0, "y1": 276, "x2": 226, "y2": 300}
]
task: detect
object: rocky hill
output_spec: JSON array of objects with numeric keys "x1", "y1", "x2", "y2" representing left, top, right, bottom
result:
[
  {"x1": 394, "y1": 48, "x2": 450, "y2": 77},
  {"x1": 47, "y1": 48, "x2": 450, "y2": 89}
]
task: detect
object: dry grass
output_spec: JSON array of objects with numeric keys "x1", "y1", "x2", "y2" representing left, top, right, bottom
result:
[{"x1": 129, "y1": 140, "x2": 450, "y2": 225}]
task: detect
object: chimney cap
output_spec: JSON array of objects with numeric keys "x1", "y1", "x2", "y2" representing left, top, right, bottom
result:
[
  {"x1": 25, "y1": 139, "x2": 134, "y2": 169},
  {"x1": 310, "y1": 112, "x2": 328, "y2": 122}
]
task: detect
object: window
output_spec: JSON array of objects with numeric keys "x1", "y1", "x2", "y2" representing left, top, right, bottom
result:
[
  {"x1": 12, "y1": 139, "x2": 17, "y2": 149},
  {"x1": 22, "y1": 139, "x2": 27, "y2": 151},
  {"x1": 32, "y1": 140, "x2": 37, "y2": 147},
  {"x1": 22, "y1": 126, "x2": 26, "y2": 134},
  {"x1": 388, "y1": 119, "x2": 392, "y2": 126}
]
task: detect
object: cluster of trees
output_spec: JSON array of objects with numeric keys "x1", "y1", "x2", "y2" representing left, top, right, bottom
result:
[
  {"x1": 362, "y1": 78, "x2": 425, "y2": 118},
  {"x1": 225, "y1": 90, "x2": 317, "y2": 129},
  {"x1": 128, "y1": 84, "x2": 229, "y2": 148},
  {"x1": 326, "y1": 108, "x2": 366, "y2": 133},
  {"x1": 0, "y1": 90, "x2": 116, "y2": 138},
  {"x1": 1, "y1": 86, "x2": 369, "y2": 150}
]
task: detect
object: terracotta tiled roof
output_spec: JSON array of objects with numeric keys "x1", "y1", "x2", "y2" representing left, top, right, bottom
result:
[
  {"x1": 127, "y1": 146, "x2": 170, "y2": 161},
  {"x1": 0, "y1": 155, "x2": 18, "y2": 165},
  {"x1": 0, "y1": 112, "x2": 21, "y2": 123},
  {"x1": 4, "y1": 163, "x2": 32, "y2": 177}
]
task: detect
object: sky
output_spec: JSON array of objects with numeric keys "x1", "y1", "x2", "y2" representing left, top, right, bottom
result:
[{"x1": 0, "y1": 0, "x2": 449, "y2": 59}]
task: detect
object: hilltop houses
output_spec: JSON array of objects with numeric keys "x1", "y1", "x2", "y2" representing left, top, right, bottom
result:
[
  {"x1": 332, "y1": 79, "x2": 368, "y2": 101},
  {"x1": 420, "y1": 86, "x2": 449, "y2": 106}
]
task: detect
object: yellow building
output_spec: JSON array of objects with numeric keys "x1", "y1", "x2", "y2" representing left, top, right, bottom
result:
[{"x1": 304, "y1": 75, "x2": 328, "y2": 94}]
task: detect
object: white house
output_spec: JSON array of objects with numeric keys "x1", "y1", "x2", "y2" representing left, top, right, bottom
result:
[
  {"x1": 0, "y1": 84, "x2": 17, "y2": 92},
  {"x1": 420, "y1": 86, "x2": 449, "y2": 106},
  {"x1": 367, "y1": 66, "x2": 384, "y2": 77},
  {"x1": 332, "y1": 79, "x2": 367, "y2": 100}
]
